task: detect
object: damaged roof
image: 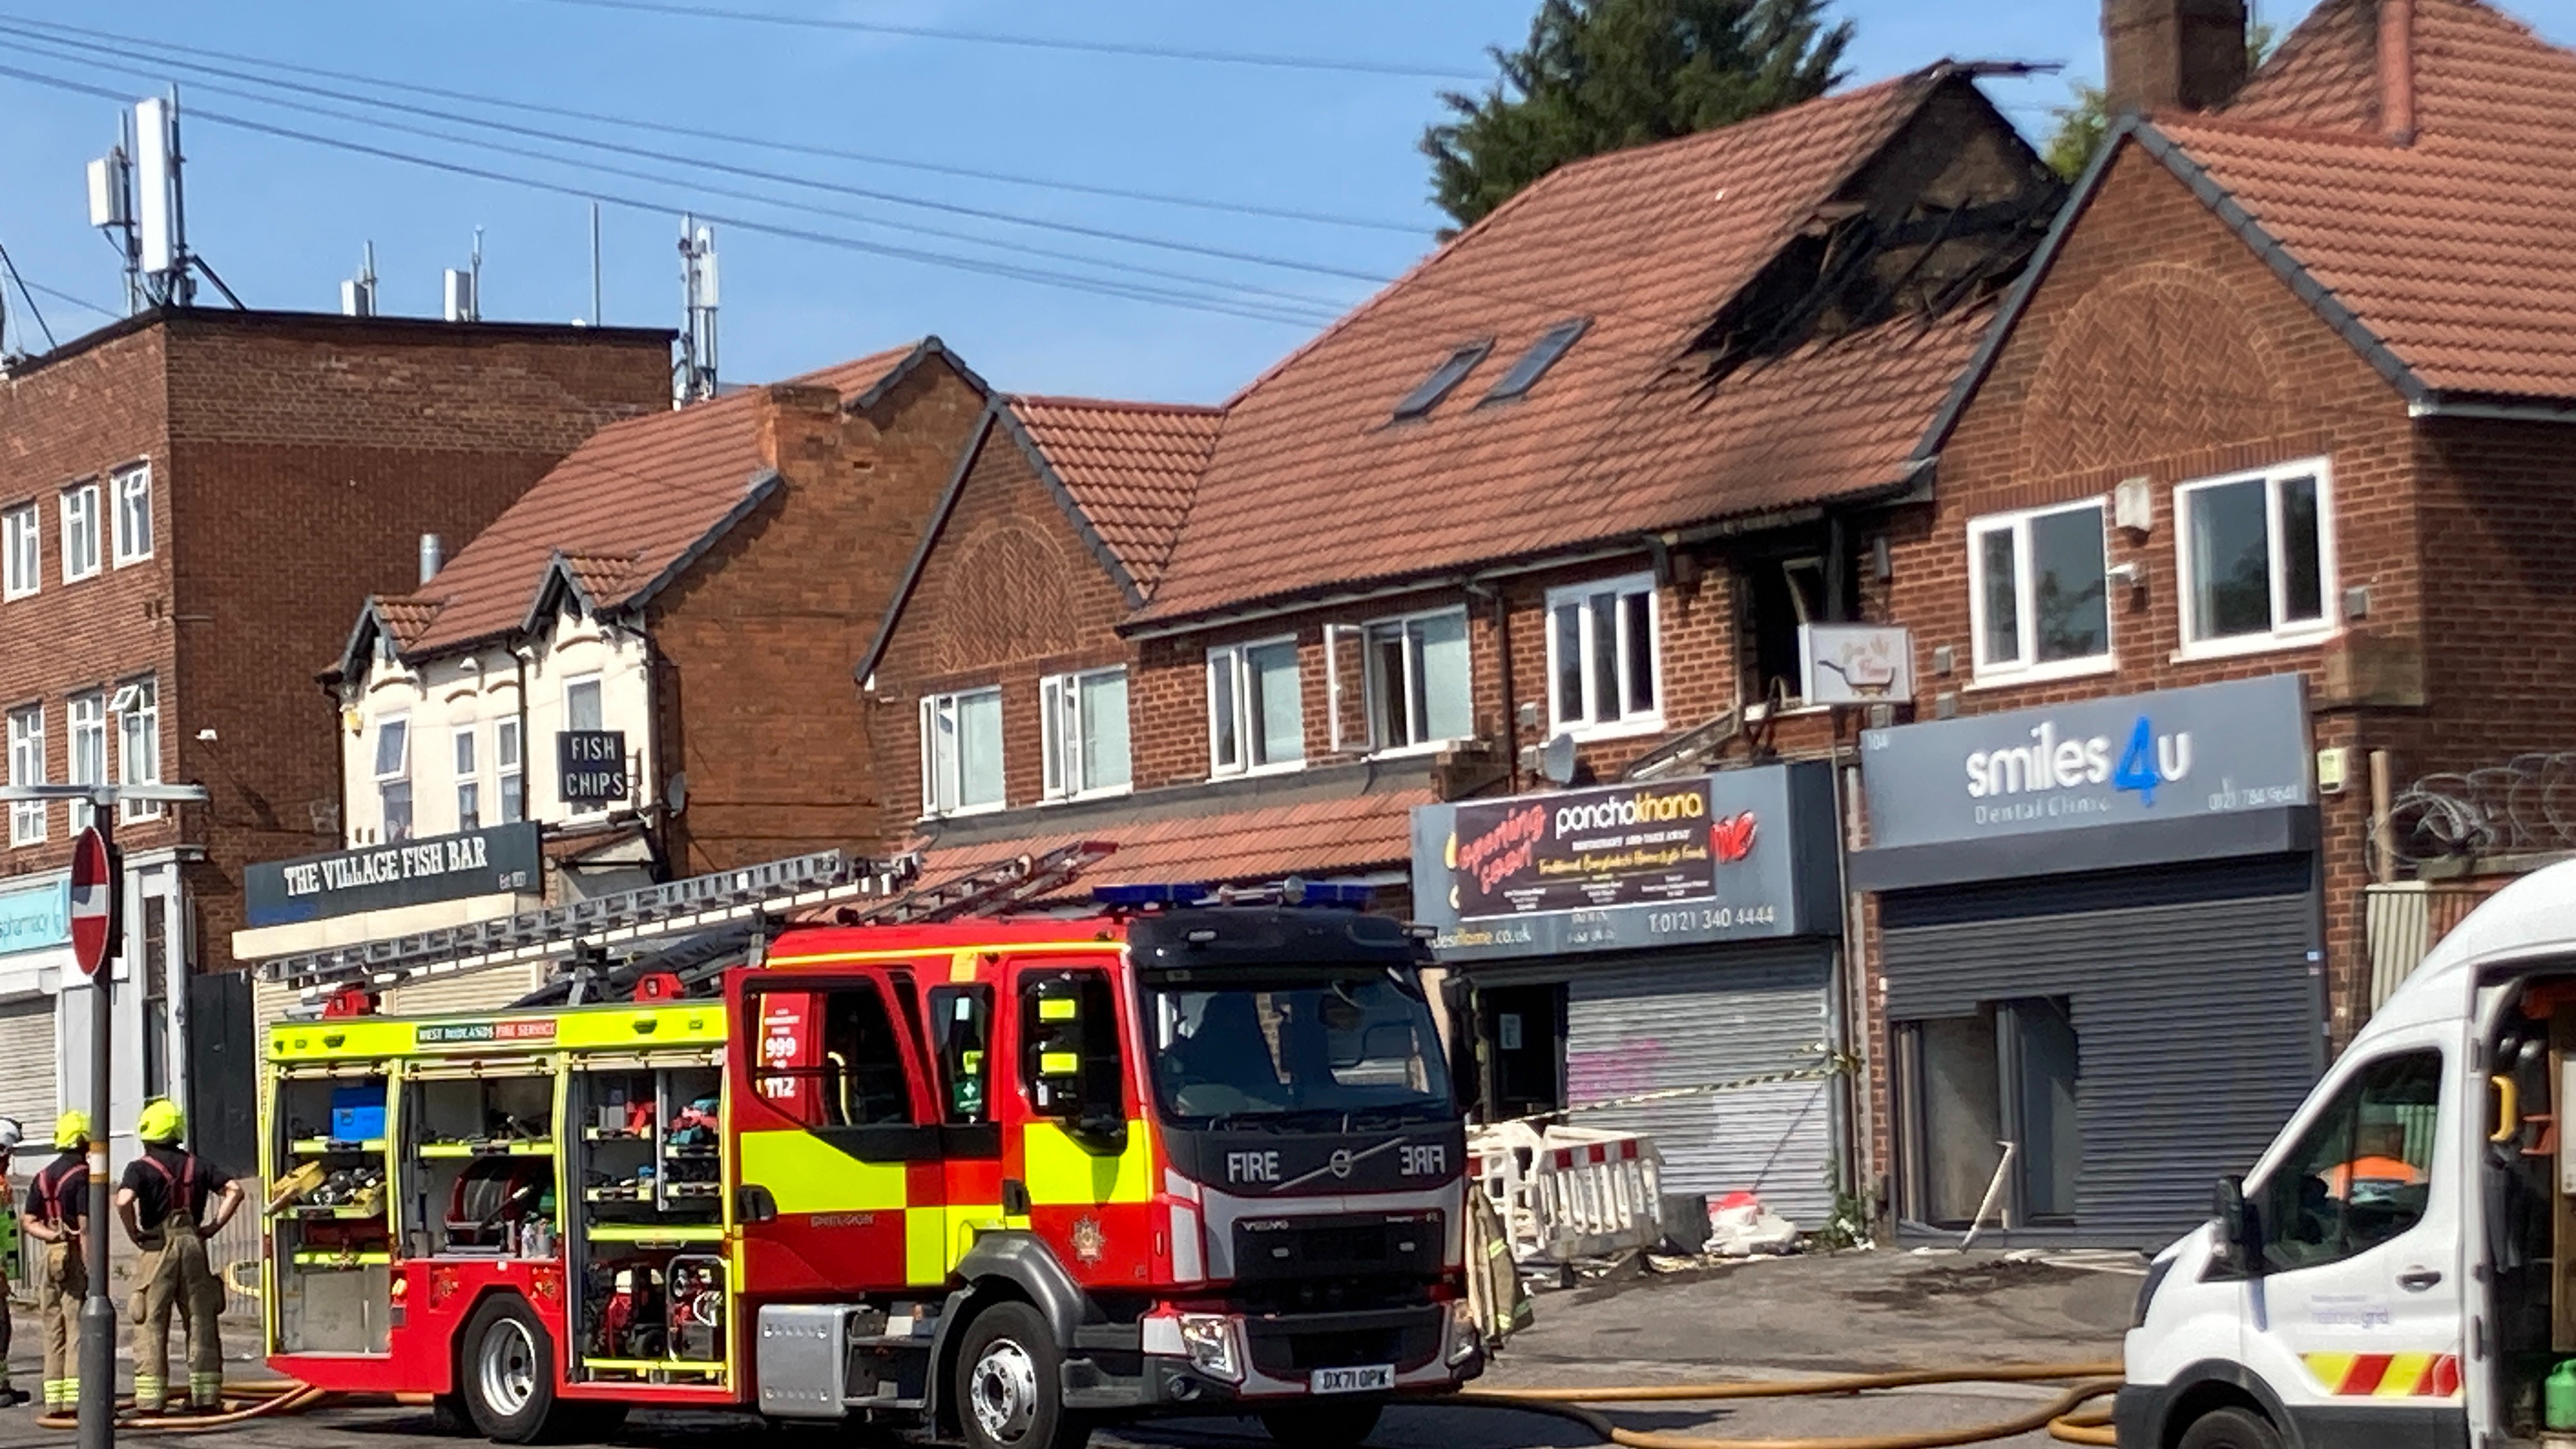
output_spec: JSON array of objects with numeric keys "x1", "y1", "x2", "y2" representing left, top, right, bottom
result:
[{"x1": 1130, "y1": 64, "x2": 2050, "y2": 624}]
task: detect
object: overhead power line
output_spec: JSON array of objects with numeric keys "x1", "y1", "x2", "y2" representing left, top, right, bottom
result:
[
  {"x1": 0, "y1": 10, "x2": 1425, "y2": 234},
  {"x1": 0, "y1": 58, "x2": 1340, "y2": 329},
  {"x1": 510, "y1": 0, "x2": 1490, "y2": 82},
  {"x1": 0, "y1": 29, "x2": 1353, "y2": 324}
]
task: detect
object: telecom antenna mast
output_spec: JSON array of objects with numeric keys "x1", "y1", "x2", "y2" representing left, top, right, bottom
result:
[
  {"x1": 88, "y1": 90, "x2": 244, "y2": 313},
  {"x1": 85, "y1": 116, "x2": 139, "y2": 314},
  {"x1": 677, "y1": 215, "x2": 719, "y2": 404}
]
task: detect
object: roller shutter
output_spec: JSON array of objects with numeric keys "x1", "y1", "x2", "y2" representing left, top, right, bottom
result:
[
  {"x1": 1563, "y1": 943, "x2": 1837, "y2": 1223},
  {"x1": 0, "y1": 995, "x2": 59, "y2": 1137},
  {"x1": 1880, "y1": 854, "x2": 2322, "y2": 1246},
  {"x1": 384, "y1": 965, "x2": 545, "y2": 1018}
]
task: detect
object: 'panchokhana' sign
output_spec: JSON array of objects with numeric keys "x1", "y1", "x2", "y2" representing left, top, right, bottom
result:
[{"x1": 245, "y1": 823, "x2": 542, "y2": 928}]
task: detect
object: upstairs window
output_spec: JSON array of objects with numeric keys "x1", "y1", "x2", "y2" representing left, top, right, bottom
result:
[
  {"x1": 1482, "y1": 318, "x2": 1589, "y2": 403},
  {"x1": 374, "y1": 714, "x2": 412, "y2": 842},
  {"x1": 1041, "y1": 668, "x2": 1130, "y2": 801},
  {"x1": 2177, "y1": 460, "x2": 2334, "y2": 654},
  {"x1": 112, "y1": 463, "x2": 153, "y2": 565},
  {"x1": 495, "y1": 719, "x2": 525, "y2": 824},
  {"x1": 921, "y1": 687, "x2": 1004, "y2": 816},
  {"x1": 1546, "y1": 574, "x2": 1659, "y2": 735},
  {"x1": 1390, "y1": 341, "x2": 1492, "y2": 420},
  {"x1": 8, "y1": 703, "x2": 43, "y2": 847},
  {"x1": 3, "y1": 503, "x2": 38, "y2": 599},
  {"x1": 1208, "y1": 640, "x2": 1303, "y2": 775},
  {"x1": 67, "y1": 691, "x2": 105, "y2": 833},
  {"x1": 116, "y1": 676, "x2": 160, "y2": 823},
  {"x1": 454, "y1": 726, "x2": 481, "y2": 832},
  {"x1": 1968, "y1": 501, "x2": 2111, "y2": 681},
  {"x1": 60, "y1": 482, "x2": 100, "y2": 583},
  {"x1": 1744, "y1": 556, "x2": 1830, "y2": 706},
  {"x1": 564, "y1": 675, "x2": 605, "y2": 733},
  {"x1": 1364, "y1": 609, "x2": 1471, "y2": 752}
]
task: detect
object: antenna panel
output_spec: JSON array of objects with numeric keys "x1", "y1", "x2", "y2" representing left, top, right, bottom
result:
[
  {"x1": 86, "y1": 156, "x2": 128, "y2": 228},
  {"x1": 694, "y1": 227, "x2": 718, "y2": 307},
  {"x1": 443, "y1": 268, "x2": 476, "y2": 323},
  {"x1": 341, "y1": 278, "x2": 372, "y2": 318},
  {"x1": 134, "y1": 98, "x2": 174, "y2": 274}
]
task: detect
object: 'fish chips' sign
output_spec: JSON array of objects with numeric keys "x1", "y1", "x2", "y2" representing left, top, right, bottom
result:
[{"x1": 1410, "y1": 763, "x2": 1839, "y2": 960}]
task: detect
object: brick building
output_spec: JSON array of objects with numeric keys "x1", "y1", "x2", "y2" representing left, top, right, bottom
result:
[
  {"x1": 1843, "y1": 0, "x2": 2576, "y2": 1245},
  {"x1": 0, "y1": 307, "x2": 671, "y2": 1165},
  {"x1": 234, "y1": 339, "x2": 988, "y2": 1018},
  {"x1": 863, "y1": 66, "x2": 2067, "y2": 1225}
]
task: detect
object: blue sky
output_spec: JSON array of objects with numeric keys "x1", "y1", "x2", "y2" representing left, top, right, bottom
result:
[{"x1": 0, "y1": 1, "x2": 2560, "y2": 403}]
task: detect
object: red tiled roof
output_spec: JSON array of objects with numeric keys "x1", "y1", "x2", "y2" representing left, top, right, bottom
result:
[
  {"x1": 1135, "y1": 70, "x2": 1961, "y2": 621},
  {"x1": 1005, "y1": 397, "x2": 1220, "y2": 594},
  {"x1": 907, "y1": 788, "x2": 1433, "y2": 894},
  {"x1": 393, "y1": 346, "x2": 918, "y2": 655},
  {"x1": 2155, "y1": 0, "x2": 2576, "y2": 400}
]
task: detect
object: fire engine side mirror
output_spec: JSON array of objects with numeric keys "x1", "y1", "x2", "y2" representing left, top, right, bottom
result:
[{"x1": 737, "y1": 1184, "x2": 778, "y2": 1224}]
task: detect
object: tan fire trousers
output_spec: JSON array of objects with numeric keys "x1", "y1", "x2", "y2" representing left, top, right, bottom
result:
[
  {"x1": 128, "y1": 1225, "x2": 224, "y2": 1411},
  {"x1": 38, "y1": 1238, "x2": 88, "y2": 1411}
]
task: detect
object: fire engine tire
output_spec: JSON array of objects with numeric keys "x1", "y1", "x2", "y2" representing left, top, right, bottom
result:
[
  {"x1": 1258, "y1": 1400, "x2": 1384, "y2": 1446},
  {"x1": 2176, "y1": 1406, "x2": 2284, "y2": 1449},
  {"x1": 956, "y1": 1301, "x2": 1089, "y2": 1449},
  {"x1": 461, "y1": 1296, "x2": 571, "y2": 1445}
]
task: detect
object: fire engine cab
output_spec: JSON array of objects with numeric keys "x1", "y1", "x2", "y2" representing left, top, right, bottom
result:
[{"x1": 257, "y1": 852, "x2": 1480, "y2": 1449}]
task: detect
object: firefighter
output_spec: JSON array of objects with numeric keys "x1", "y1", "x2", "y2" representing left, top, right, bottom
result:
[
  {"x1": 0, "y1": 1116, "x2": 24, "y2": 1408},
  {"x1": 114, "y1": 1100, "x2": 243, "y2": 1415},
  {"x1": 19, "y1": 1112, "x2": 91, "y2": 1414}
]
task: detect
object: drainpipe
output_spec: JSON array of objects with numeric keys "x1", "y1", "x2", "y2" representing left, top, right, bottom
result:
[
  {"x1": 514, "y1": 643, "x2": 537, "y2": 893},
  {"x1": 637, "y1": 622, "x2": 675, "y2": 878}
]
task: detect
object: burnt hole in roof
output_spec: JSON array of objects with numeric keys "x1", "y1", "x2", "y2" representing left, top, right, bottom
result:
[
  {"x1": 1390, "y1": 340, "x2": 1492, "y2": 420},
  {"x1": 1480, "y1": 318, "x2": 1591, "y2": 404}
]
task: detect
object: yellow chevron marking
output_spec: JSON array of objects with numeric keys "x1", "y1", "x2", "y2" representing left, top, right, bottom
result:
[
  {"x1": 2375, "y1": 1353, "x2": 2434, "y2": 1398},
  {"x1": 2303, "y1": 1353, "x2": 2359, "y2": 1393}
]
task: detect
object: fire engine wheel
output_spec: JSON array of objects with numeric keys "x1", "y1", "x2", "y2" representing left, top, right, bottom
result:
[
  {"x1": 1258, "y1": 1400, "x2": 1384, "y2": 1446},
  {"x1": 956, "y1": 1301, "x2": 1086, "y2": 1449},
  {"x1": 461, "y1": 1296, "x2": 569, "y2": 1445},
  {"x1": 2176, "y1": 1406, "x2": 2285, "y2": 1449}
]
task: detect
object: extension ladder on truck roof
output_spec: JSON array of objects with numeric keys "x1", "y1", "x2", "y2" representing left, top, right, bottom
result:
[{"x1": 252, "y1": 841, "x2": 1117, "y2": 1008}]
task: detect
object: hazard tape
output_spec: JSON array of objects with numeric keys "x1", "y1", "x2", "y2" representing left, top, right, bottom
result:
[
  {"x1": 1494, "y1": 1053, "x2": 1858, "y2": 1128},
  {"x1": 2303, "y1": 1352, "x2": 2461, "y2": 1399}
]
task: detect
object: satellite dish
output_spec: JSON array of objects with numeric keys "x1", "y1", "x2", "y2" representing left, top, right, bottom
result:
[
  {"x1": 1538, "y1": 732, "x2": 1577, "y2": 787},
  {"x1": 666, "y1": 772, "x2": 689, "y2": 815}
]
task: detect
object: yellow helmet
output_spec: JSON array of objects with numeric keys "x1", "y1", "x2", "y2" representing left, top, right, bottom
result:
[
  {"x1": 54, "y1": 1110, "x2": 92, "y2": 1149},
  {"x1": 136, "y1": 1098, "x2": 184, "y2": 1145}
]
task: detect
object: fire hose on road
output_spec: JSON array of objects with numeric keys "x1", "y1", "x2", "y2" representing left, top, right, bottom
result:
[{"x1": 31, "y1": 1379, "x2": 331, "y2": 1434}]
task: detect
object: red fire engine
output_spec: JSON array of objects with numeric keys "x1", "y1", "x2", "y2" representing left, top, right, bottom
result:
[{"x1": 257, "y1": 852, "x2": 1480, "y2": 1449}]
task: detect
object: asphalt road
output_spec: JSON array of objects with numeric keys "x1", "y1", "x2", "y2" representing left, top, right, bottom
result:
[{"x1": 0, "y1": 1250, "x2": 2138, "y2": 1449}]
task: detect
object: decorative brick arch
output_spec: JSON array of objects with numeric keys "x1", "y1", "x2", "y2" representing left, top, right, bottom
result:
[
  {"x1": 2020, "y1": 262, "x2": 2290, "y2": 478},
  {"x1": 933, "y1": 518, "x2": 1078, "y2": 673}
]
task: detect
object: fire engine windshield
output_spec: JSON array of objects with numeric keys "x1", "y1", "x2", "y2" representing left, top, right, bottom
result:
[{"x1": 1145, "y1": 970, "x2": 1453, "y2": 1124}]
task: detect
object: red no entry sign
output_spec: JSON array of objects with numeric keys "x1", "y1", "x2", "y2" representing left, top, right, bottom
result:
[{"x1": 69, "y1": 826, "x2": 116, "y2": 976}]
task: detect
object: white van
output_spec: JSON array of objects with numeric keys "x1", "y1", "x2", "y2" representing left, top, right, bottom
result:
[{"x1": 2119, "y1": 859, "x2": 2576, "y2": 1449}]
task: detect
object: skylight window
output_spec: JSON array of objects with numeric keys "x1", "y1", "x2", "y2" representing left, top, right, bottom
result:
[
  {"x1": 1391, "y1": 340, "x2": 1491, "y2": 420},
  {"x1": 1483, "y1": 318, "x2": 1590, "y2": 403}
]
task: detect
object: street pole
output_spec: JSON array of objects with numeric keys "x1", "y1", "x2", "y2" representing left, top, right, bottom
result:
[{"x1": 78, "y1": 806, "x2": 116, "y2": 1449}]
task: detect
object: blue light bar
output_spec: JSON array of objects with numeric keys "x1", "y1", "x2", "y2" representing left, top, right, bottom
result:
[{"x1": 1093, "y1": 883, "x2": 1213, "y2": 908}]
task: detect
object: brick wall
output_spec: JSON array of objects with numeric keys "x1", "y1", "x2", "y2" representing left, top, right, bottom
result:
[
  {"x1": 0, "y1": 312, "x2": 674, "y2": 970},
  {"x1": 653, "y1": 356, "x2": 988, "y2": 871},
  {"x1": 870, "y1": 411, "x2": 1134, "y2": 831}
]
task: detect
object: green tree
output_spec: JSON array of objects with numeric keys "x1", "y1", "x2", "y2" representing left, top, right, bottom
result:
[
  {"x1": 1422, "y1": 0, "x2": 1853, "y2": 233},
  {"x1": 2042, "y1": 23, "x2": 2276, "y2": 180}
]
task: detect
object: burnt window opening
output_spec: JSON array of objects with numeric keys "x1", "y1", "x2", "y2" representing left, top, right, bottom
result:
[
  {"x1": 1482, "y1": 319, "x2": 1590, "y2": 404},
  {"x1": 1391, "y1": 341, "x2": 1492, "y2": 420},
  {"x1": 1742, "y1": 555, "x2": 1849, "y2": 706}
]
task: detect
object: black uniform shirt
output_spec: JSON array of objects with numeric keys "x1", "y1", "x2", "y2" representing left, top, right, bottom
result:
[
  {"x1": 22, "y1": 1151, "x2": 89, "y2": 1229},
  {"x1": 118, "y1": 1146, "x2": 233, "y2": 1232}
]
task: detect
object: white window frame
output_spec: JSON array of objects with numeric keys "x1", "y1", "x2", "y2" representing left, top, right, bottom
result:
[
  {"x1": 3, "y1": 502, "x2": 39, "y2": 601},
  {"x1": 564, "y1": 674, "x2": 604, "y2": 733},
  {"x1": 373, "y1": 712, "x2": 411, "y2": 841},
  {"x1": 8, "y1": 703, "x2": 43, "y2": 847},
  {"x1": 1354, "y1": 606, "x2": 1473, "y2": 756},
  {"x1": 919, "y1": 686, "x2": 1006, "y2": 818},
  {"x1": 67, "y1": 691, "x2": 105, "y2": 833},
  {"x1": 2173, "y1": 457, "x2": 2340, "y2": 661},
  {"x1": 111, "y1": 461, "x2": 153, "y2": 565},
  {"x1": 1040, "y1": 668, "x2": 1131, "y2": 802},
  {"x1": 1544, "y1": 573, "x2": 1662, "y2": 740},
  {"x1": 495, "y1": 719, "x2": 524, "y2": 825},
  {"x1": 454, "y1": 725, "x2": 482, "y2": 833},
  {"x1": 60, "y1": 481, "x2": 100, "y2": 583},
  {"x1": 115, "y1": 675, "x2": 160, "y2": 823},
  {"x1": 1966, "y1": 498, "x2": 2116, "y2": 685},
  {"x1": 1206, "y1": 637, "x2": 1305, "y2": 778}
]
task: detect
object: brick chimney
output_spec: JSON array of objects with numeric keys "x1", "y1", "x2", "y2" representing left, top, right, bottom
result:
[
  {"x1": 755, "y1": 383, "x2": 848, "y2": 479},
  {"x1": 2103, "y1": 0, "x2": 2250, "y2": 116}
]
